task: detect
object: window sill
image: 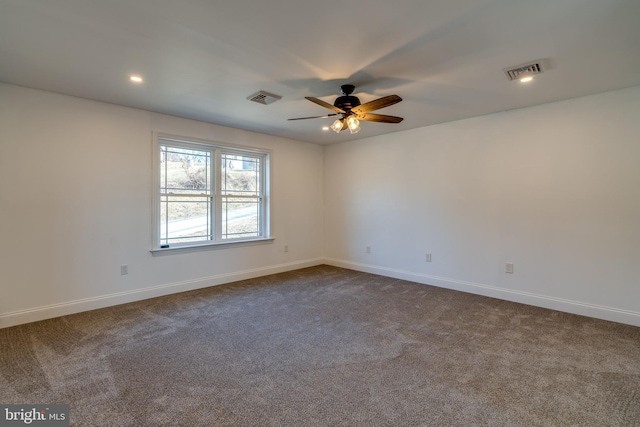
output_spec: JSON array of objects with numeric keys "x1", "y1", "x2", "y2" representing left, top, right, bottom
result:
[{"x1": 150, "y1": 237, "x2": 274, "y2": 256}]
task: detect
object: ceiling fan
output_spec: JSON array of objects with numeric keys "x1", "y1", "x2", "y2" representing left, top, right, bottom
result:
[{"x1": 288, "y1": 84, "x2": 403, "y2": 134}]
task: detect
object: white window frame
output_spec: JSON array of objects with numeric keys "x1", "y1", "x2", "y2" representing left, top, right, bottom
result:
[{"x1": 151, "y1": 133, "x2": 271, "y2": 252}]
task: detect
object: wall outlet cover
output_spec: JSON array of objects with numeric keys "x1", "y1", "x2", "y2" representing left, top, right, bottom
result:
[{"x1": 505, "y1": 262, "x2": 514, "y2": 274}]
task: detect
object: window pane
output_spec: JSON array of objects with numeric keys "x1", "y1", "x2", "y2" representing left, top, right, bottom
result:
[
  {"x1": 160, "y1": 195, "x2": 212, "y2": 244},
  {"x1": 221, "y1": 153, "x2": 260, "y2": 196},
  {"x1": 155, "y1": 136, "x2": 268, "y2": 248},
  {"x1": 160, "y1": 145, "x2": 211, "y2": 195},
  {"x1": 221, "y1": 197, "x2": 260, "y2": 239}
]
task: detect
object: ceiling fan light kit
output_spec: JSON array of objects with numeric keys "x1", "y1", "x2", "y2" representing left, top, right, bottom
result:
[
  {"x1": 346, "y1": 116, "x2": 360, "y2": 134},
  {"x1": 330, "y1": 119, "x2": 343, "y2": 133},
  {"x1": 289, "y1": 84, "x2": 403, "y2": 134}
]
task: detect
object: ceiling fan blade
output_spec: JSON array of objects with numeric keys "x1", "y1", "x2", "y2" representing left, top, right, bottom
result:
[
  {"x1": 288, "y1": 113, "x2": 339, "y2": 121},
  {"x1": 357, "y1": 113, "x2": 404, "y2": 123},
  {"x1": 351, "y1": 95, "x2": 402, "y2": 114},
  {"x1": 305, "y1": 97, "x2": 345, "y2": 113}
]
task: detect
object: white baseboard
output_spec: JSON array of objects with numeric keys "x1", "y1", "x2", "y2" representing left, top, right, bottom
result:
[
  {"x1": 0, "y1": 258, "x2": 324, "y2": 329},
  {"x1": 324, "y1": 258, "x2": 640, "y2": 328},
  {"x1": 4, "y1": 258, "x2": 638, "y2": 329}
]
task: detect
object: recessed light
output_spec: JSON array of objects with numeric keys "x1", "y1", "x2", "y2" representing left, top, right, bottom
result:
[
  {"x1": 322, "y1": 126, "x2": 329, "y2": 131},
  {"x1": 520, "y1": 76, "x2": 533, "y2": 83},
  {"x1": 130, "y1": 75, "x2": 143, "y2": 83}
]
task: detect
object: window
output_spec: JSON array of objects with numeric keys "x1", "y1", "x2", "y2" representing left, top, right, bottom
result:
[{"x1": 153, "y1": 134, "x2": 270, "y2": 250}]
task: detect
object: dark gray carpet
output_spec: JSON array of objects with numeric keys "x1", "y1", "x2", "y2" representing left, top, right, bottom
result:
[{"x1": 1, "y1": 265, "x2": 639, "y2": 426}]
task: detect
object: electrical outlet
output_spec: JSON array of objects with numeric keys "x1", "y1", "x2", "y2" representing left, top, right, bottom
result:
[
  {"x1": 505, "y1": 262, "x2": 514, "y2": 274},
  {"x1": 366, "y1": 246, "x2": 371, "y2": 254},
  {"x1": 120, "y1": 265, "x2": 128, "y2": 275},
  {"x1": 425, "y1": 253, "x2": 432, "y2": 262},
  {"x1": 284, "y1": 244, "x2": 289, "y2": 253}
]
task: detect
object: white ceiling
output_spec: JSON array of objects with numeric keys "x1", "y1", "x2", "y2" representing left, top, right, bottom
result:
[{"x1": 1, "y1": 0, "x2": 639, "y2": 145}]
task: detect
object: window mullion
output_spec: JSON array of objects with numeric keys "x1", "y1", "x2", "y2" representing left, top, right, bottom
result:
[
  {"x1": 214, "y1": 149, "x2": 222, "y2": 242},
  {"x1": 162, "y1": 149, "x2": 169, "y2": 245},
  {"x1": 221, "y1": 194, "x2": 259, "y2": 199}
]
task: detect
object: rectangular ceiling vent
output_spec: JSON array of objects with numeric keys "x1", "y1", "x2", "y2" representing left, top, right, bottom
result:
[
  {"x1": 504, "y1": 61, "x2": 544, "y2": 81},
  {"x1": 247, "y1": 91, "x2": 282, "y2": 105}
]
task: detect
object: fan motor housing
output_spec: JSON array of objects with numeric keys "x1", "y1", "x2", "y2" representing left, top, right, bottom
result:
[{"x1": 334, "y1": 95, "x2": 361, "y2": 110}]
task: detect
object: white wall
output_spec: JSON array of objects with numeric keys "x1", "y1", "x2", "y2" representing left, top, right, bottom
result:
[
  {"x1": 325, "y1": 86, "x2": 640, "y2": 326},
  {"x1": 2, "y1": 83, "x2": 639, "y2": 328},
  {"x1": 0, "y1": 83, "x2": 325, "y2": 327}
]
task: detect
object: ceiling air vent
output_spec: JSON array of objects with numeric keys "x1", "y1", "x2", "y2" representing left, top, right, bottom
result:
[
  {"x1": 247, "y1": 91, "x2": 282, "y2": 105},
  {"x1": 504, "y1": 61, "x2": 544, "y2": 81}
]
